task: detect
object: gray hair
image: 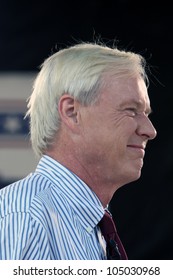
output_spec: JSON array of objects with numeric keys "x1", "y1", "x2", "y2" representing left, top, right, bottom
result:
[{"x1": 26, "y1": 42, "x2": 148, "y2": 157}]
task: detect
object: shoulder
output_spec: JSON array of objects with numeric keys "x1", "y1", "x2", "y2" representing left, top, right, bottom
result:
[{"x1": 0, "y1": 172, "x2": 53, "y2": 218}]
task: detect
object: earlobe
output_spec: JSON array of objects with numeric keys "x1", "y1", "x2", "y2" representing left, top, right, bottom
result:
[{"x1": 58, "y1": 94, "x2": 79, "y2": 130}]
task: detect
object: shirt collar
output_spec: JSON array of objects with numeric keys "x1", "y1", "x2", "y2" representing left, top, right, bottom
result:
[{"x1": 36, "y1": 155, "x2": 105, "y2": 233}]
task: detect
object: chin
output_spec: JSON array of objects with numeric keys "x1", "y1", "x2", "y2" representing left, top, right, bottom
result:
[
  {"x1": 117, "y1": 170, "x2": 142, "y2": 187},
  {"x1": 123, "y1": 167, "x2": 142, "y2": 184},
  {"x1": 130, "y1": 170, "x2": 142, "y2": 182}
]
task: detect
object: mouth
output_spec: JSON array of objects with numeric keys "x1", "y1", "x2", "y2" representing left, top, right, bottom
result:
[
  {"x1": 127, "y1": 144, "x2": 145, "y2": 157},
  {"x1": 127, "y1": 144, "x2": 145, "y2": 150}
]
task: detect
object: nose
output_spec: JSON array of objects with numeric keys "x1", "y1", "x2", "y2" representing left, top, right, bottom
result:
[{"x1": 136, "y1": 114, "x2": 157, "y2": 140}]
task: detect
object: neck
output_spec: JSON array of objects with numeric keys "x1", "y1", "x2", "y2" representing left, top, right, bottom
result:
[{"x1": 46, "y1": 147, "x2": 119, "y2": 208}]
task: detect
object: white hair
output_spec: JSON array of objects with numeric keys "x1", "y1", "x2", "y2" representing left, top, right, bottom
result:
[{"x1": 26, "y1": 42, "x2": 148, "y2": 157}]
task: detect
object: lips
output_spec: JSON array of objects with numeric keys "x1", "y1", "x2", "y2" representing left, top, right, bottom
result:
[
  {"x1": 127, "y1": 144, "x2": 145, "y2": 150},
  {"x1": 127, "y1": 144, "x2": 145, "y2": 157}
]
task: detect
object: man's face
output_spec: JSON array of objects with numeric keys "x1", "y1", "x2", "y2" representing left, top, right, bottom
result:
[{"x1": 78, "y1": 75, "x2": 157, "y2": 187}]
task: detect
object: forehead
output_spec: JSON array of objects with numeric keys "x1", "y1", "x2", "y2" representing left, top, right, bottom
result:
[{"x1": 100, "y1": 75, "x2": 151, "y2": 110}]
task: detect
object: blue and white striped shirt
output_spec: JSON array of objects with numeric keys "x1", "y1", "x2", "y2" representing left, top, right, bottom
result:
[{"x1": 0, "y1": 155, "x2": 106, "y2": 260}]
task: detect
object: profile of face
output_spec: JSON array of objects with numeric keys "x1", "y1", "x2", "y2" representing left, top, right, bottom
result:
[{"x1": 79, "y1": 74, "x2": 157, "y2": 187}]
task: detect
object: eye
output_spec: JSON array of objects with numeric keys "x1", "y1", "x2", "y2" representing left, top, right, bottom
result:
[{"x1": 126, "y1": 108, "x2": 137, "y2": 116}]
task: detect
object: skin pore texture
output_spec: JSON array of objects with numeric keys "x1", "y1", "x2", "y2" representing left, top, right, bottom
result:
[{"x1": 47, "y1": 74, "x2": 157, "y2": 207}]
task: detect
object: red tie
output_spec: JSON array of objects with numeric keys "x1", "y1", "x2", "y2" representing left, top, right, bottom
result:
[{"x1": 98, "y1": 210, "x2": 128, "y2": 260}]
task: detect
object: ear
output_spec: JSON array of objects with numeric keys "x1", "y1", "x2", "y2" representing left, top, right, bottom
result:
[{"x1": 58, "y1": 94, "x2": 80, "y2": 132}]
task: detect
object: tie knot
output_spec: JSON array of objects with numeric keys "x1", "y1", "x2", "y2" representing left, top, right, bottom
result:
[
  {"x1": 98, "y1": 210, "x2": 128, "y2": 260},
  {"x1": 98, "y1": 211, "x2": 117, "y2": 242}
]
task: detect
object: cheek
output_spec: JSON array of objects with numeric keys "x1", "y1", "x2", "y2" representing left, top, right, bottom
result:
[
  {"x1": 110, "y1": 123, "x2": 137, "y2": 155},
  {"x1": 118, "y1": 118, "x2": 137, "y2": 138}
]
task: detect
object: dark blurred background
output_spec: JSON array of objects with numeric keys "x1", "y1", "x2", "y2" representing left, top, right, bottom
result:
[{"x1": 0, "y1": 0, "x2": 172, "y2": 260}]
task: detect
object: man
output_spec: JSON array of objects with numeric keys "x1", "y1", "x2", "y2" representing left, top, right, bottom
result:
[{"x1": 0, "y1": 42, "x2": 157, "y2": 259}]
